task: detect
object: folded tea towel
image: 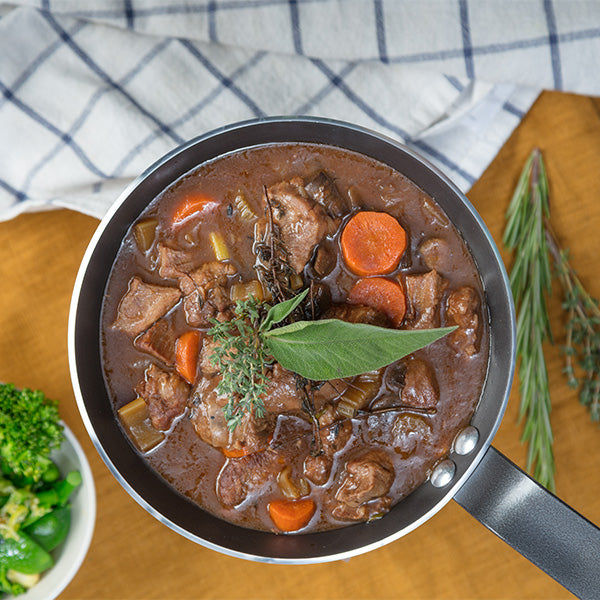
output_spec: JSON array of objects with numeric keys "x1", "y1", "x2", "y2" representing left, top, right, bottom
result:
[{"x1": 1, "y1": 1, "x2": 599, "y2": 221}]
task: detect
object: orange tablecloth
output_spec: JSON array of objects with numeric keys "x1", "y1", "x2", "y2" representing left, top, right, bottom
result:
[{"x1": 1, "y1": 91, "x2": 599, "y2": 600}]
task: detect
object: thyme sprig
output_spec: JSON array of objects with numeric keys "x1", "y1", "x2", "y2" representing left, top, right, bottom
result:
[
  {"x1": 503, "y1": 149, "x2": 556, "y2": 491},
  {"x1": 545, "y1": 224, "x2": 600, "y2": 421},
  {"x1": 208, "y1": 296, "x2": 272, "y2": 431}
]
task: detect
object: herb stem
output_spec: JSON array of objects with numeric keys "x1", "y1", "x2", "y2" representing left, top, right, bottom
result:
[{"x1": 503, "y1": 149, "x2": 556, "y2": 492}]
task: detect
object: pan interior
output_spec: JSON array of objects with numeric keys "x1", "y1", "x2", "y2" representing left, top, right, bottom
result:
[{"x1": 70, "y1": 117, "x2": 514, "y2": 563}]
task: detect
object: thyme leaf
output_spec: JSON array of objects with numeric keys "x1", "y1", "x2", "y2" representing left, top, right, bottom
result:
[{"x1": 545, "y1": 221, "x2": 600, "y2": 421}]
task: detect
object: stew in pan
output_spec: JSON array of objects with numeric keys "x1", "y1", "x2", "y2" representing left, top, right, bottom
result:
[{"x1": 101, "y1": 142, "x2": 489, "y2": 533}]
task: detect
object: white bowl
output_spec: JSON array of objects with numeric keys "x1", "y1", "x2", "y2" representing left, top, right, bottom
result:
[{"x1": 19, "y1": 424, "x2": 96, "y2": 600}]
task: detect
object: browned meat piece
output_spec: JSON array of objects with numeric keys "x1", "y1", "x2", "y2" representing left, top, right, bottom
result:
[
  {"x1": 262, "y1": 363, "x2": 303, "y2": 413},
  {"x1": 157, "y1": 243, "x2": 197, "y2": 279},
  {"x1": 189, "y1": 376, "x2": 229, "y2": 447},
  {"x1": 198, "y1": 337, "x2": 221, "y2": 377},
  {"x1": 334, "y1": 451, "x2": 394, "y2": 508},
  {"x1": 179, "y1": 262, "x2": 235, "y2": 327},
  {"x1": 112, "y1": 276, "x2": 181, "y2": 336},
  {"x1": 299, "y1": 282, "x2": 332, "y2": 321},
  {"x1": 266, "y1": 179, "x2": 335, "y2": 273},
  {"x1": 319, "y1": 405, "x2": 352, "y2": 454},
  {"x1": 305, "y1": 171, "x2": 348, "y2": 218},
  {"x1": 405, "y1": 270, "x2": 446, "y2": 329},
  {"x1": 303, "y1": 454, "x2": 331, "y2": 486},
  {"x1": 401, "y1": 358, "x2": 438, "y2": 409},
  {"x1": 217, "y1": 449, "x2": 281, "y2": 506},
  {"x1": 133, "y1": 319, "x2": 177, "y2": 366},
  {"x1": 312, "y1": 243, "x2": 337, "y2": 278},
  {"x1": 331, "y1": 495, "x2": 392, "y2": 521},
  {"x1": 135, "y1": 364, "x2": 189, "y2": 430},
  {"x1": 303, "y1": 405, "x2": 352, "y2": 485},
  {"x1": 189, "y1": 261, "x2": 237, "y2": 291},
  {"x1": 325, "y1": 303, "x2": 390, "y2": 328},
  {"x1": 418, "y1": 237, "x2": 453, "y2": 273},
  {"x1": 392, "y1": 414, "x2": 432, "y2": 457},
  {"x1": 182, "y1": 289, "x2": 207, "y2": 327},
  {"x1": 446, "y1": 286, "x2": 480, "y2": 356},
  {"x1": 190, "y1": 376, "x2": 273, "y2": 454}
]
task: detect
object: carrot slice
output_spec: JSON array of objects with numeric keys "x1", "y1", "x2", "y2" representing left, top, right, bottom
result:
[
  {"x1": 222, "y1": 446, "x2": 250, "y2": 459},
  {"x1": 172, "y1": 193, "x2": 217, "y2": 225},
  {"x1": 340, "y1": 211, "x2": 406, "y2": 276},
  {"x1": 175, "y1": 330, "x2": 201, "y2": 383},
  {"x1": 268, "y1": 498, "x2": 316, "y2": 532},
  {"x1": 348, "y1": 277, "x2": 407, "y2": 327}
]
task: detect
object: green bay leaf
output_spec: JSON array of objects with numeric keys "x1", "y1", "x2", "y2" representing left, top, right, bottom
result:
[
  {"x1": 260, "y1": 289, "x2": 309, "y2": 332},
  {"x1": 263, "y1": 319, "x2": 456, "y2": 380}
]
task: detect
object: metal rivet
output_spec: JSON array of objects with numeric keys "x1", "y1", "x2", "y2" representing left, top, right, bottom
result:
[
  {"x1": 453, "y1": 425, "x2": 479, "y2": 456},
  {"x1": 430, "y1": 459, "x2": 456, "y2": 488}
]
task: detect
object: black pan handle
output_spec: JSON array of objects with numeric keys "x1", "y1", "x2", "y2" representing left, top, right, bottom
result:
[{"x1": 454, "y1": 445, "x2": 600, "y2": 599}]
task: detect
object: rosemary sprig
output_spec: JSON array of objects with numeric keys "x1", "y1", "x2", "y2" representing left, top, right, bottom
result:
[
  {"x1": 545, "y1": 224, "x2": 600, "y2": 421},
  {"x1": 503, "y1": 149, "x2": 556, "y2": 491}
]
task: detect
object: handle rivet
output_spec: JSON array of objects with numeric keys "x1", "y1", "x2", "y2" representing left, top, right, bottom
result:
[
  {"x1": 430, "y1": 459, "x2": 456, "y2": 487},
  {"x1": 454, "y1": 425, "x2": 479, "y2": 455}
]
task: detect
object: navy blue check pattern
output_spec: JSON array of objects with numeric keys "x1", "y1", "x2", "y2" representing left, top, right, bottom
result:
[{"x1": 0, "y1": 1, "x2": 599, "y2": 219}]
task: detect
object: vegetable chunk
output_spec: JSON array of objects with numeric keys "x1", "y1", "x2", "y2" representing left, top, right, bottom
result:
[{"x1": 341, "y1": 211, "x2": 406, "y2": 276}]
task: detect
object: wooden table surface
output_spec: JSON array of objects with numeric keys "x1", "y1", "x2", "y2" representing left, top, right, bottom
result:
[{"x1": 1, "y1": 90, "x2": 599, "y2": 600}]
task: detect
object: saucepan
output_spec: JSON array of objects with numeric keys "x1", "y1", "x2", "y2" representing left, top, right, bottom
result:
[{"x1": 68, "y1": 117, "x2": 600, "y2": 598}]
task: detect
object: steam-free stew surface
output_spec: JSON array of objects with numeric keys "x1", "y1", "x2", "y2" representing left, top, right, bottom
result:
[{"x1": 101, "y1": 143, "x2": 488, "y2": 532}]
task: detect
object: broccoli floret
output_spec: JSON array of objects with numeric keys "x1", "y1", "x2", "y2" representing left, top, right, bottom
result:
[{"x1": 0, "y1": 385, "x2": 64, "y2": 482}]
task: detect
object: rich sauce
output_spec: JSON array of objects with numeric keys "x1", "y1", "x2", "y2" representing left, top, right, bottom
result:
[{"x1": 101, "y1": 143, "x2": 489, "y2": 532}]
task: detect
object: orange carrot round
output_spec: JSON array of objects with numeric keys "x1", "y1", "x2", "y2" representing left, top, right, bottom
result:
[
  {"x1": 340, "y1": 211, "x2": 406, "y2": 276},
  {"x1": 175, "y1": 330, "x2": 201, "y2": 383},
  {"x1": 348, "y1": 277, "x2": 407, "y2": 327},
  {"x1": 268, "y1": 498, "x2": 316, "y2": 532},
  {"x1": 172, "y1": 193, "x2": 217, "y2": 225},
  {"x1": 222, "y1": 446, "x2": 250, "y2": 459}
]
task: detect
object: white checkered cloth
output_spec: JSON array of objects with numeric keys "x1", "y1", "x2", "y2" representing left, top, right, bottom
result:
[{"x1": 1, "y1": 1, "x2": 599, "y2": 221}]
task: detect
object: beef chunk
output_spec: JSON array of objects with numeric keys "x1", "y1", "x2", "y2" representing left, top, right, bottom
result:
[
  {"x1": 303, "y1": 405, "x2": 352, "y2": 486},
  {"x1": 334, "y1": 451, "x2": 394, "y2": 508},
  {"x1": 405, "y1": 270, "x2": 446, "y2": 329},
  {"x1": 135, "y1": 364, "x2": 189, "y2": 430},
  {"x1": 198, "y1": 337, "x2": 221, "y2": 377},
  {"x1": 189, "y1": 261, "x2": 237, "y2": 292},
  {"x1": 392, "y1": 414, "x2": 432, "y2": 457},
  {"x1": 190, "y1": 376, "x2": 273, "y2": 454},
  {"x1": 299, "y1": 282, "x2": 332, "y2": 320},
  {"x1": 305, "y1": 171, "x2": 348, "y2": 218},
  {"x1": 446, "y1": 286, "x2": 480, "y2": 356},
  {"x1": 419, "y1": 237, "x2": 453, "y2": 273},
  {"x1": 158, "y1": 243, "x2": 197, "y2": 279},
  {"x1": 319, "y1": 405, "x2": 352, "y2": 454},
  {"x1": 400, "y1": 358, "x2": 438, "y2": 409},
  {"x1": 189, "y1": 376, "x2": 229, "y2": 448},
  {"x1": 217, "y1": 449, "x2": 280, "y2": 506},
  {"x1": 311, "y1": 243, "x2": 337, "y2": 278},
  {"x1": 113, "y1": 276, "x2": 181, "y2": 336},
  {"x1": 303, "y1": 454, "x2": 331, "y2": 486},
  {"x1": 133, "y1": 319, "x2": 177, "y2": 366},
  {"x1": 331, "y1": 495, "x2": 392, "y2": 522},
  {"x1": 325, "y1": 303, "x2": 390, "y2": 328},
  {"x1": 266, "y1": 178, "x2": 335, "y2": 273},
  {"x1": 262, "y1": 363, "x2": 303, "y2": 413},
  {"x1": 179, "y1": 262, "x2": 236, "y2": 327}
]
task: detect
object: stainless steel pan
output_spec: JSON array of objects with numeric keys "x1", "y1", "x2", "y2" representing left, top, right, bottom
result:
[{"x1": 68, "y1": 117, "x2": 600, "y2": 599}]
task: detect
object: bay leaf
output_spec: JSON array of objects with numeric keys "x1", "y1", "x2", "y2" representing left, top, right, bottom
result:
[
  {"x1": 260, "y1": 289, "x2": 309, "y2": 332},
  {"x1": 263, "y1": 319, "x2": 456, "y2": 380}
]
